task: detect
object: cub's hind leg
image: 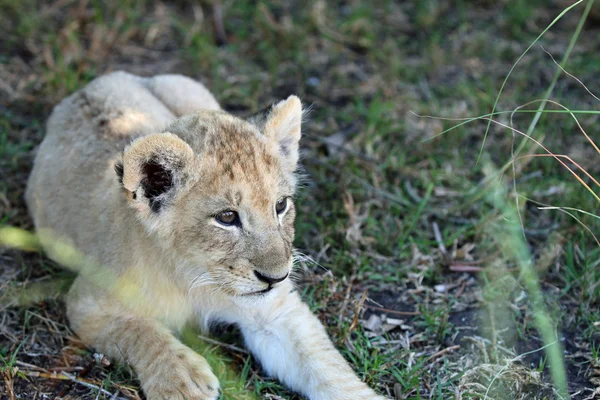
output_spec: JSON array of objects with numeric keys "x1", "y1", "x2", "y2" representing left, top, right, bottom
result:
[
  {"x1": 66, "y1": 279, "x2": 219, "y2": 400},
  {"x1": 139, "y1": 74, "x2": 221, "y2": 116}
]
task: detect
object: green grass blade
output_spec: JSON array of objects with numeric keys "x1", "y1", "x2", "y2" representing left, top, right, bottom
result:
[
  {"x1": 523, "y1": 0, "x2": 596, "y2": 138},
  {"x1": 478, "y1": 0, "x2": 584, "y2": 164},
  {"x1": 419, "y1": 109, "x2": 600, "y2": 143},
  {"x1": 483, "y1": 162, "x2": 569, "y2": 398},
  {"x1": 399, "y1": 183, "x2": 433, "y2": 246}
]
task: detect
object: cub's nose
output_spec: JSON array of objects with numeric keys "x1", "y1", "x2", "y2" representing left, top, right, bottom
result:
[{"x1": 254, "y1": 270, "x2": 289, "y2": 285}]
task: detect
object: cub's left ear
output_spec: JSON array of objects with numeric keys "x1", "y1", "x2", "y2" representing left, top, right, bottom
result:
[
  {"x1": 249, "y1": 95, "x2": 303, "y2": 172},
  {"x1": 115, "y1": 133, "x2": 199, "y2": 214}
]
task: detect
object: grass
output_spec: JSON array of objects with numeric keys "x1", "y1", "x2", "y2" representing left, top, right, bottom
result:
[{"x1": 1, "y1": 0, "x2": 600, "y2": 399}]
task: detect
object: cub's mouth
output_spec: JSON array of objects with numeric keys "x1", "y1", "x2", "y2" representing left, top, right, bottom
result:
[
  {"x1": 243, "y1": 287, "x2": 274, "y2": 296},
  {"x1": 242, "y1": 271, "x2": 290, "y2": 296}
]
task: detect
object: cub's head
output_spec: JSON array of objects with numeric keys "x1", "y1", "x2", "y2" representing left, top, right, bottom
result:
[{"x1": 115, "y1": 96, "x2": 303, "y2": 299}]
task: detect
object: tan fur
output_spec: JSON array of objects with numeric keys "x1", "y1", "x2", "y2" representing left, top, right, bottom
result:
[{"x1": 26, "y1": 71, "x2": 389, "y2": 400}]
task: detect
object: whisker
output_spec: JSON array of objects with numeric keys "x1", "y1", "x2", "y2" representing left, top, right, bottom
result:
[{"x1": 292, "y1": 250, "x2": 329, "y2": 273}]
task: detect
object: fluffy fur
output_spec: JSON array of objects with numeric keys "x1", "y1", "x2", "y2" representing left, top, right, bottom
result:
[{"x1": 26, "y1": 71, "x2": 389, "y2": 400}]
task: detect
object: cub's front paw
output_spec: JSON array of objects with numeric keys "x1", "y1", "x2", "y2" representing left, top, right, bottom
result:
[{"x1": 142, "y1": 349, "x2": 220, "y2": 400}]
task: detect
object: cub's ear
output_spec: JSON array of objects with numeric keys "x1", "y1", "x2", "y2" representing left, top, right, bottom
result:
[
  {"x1": 248, "y1": 95, "x2": 303, "y2": 172},
  {"x1": 114, "y1": 133, "x2": 198, "y2": 213}
]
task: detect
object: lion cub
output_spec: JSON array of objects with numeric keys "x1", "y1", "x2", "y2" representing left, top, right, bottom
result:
[{"x1": 26, "y1": 71, "x2": 388, "y2": 400}]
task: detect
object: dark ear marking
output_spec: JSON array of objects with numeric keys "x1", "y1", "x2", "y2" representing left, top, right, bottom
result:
[
  {"x1": 247, "y1": 104, "x2": 274, "y2": 131},
  {"x1": 140, "y1": 158, "x2": 173, "y2": 213},
  {"x1": 114, "y1": 161, "x2": 124, "y2": 184},
  {"x1": 279, "y1": 138, "x2": 293, "y2": 157}
]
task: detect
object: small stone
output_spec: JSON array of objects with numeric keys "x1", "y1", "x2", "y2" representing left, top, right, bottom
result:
[
  {"x1": 435, "y1": 284, "x2": 448, "y2": 293},
  {"x1": 385, "y1": 317, "x2": 404, "y2": 326},
  {"x1": 363, "y1": 314, "x2": 382, "y2": 332}
]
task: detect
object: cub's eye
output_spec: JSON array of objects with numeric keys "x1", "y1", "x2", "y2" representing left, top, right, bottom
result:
[
  {"x1": 215, "y1": 210, "x2": 240, "y2": 226},
  {"x1": 275, "y1": 197, "x2": 288, "y2": 215}
]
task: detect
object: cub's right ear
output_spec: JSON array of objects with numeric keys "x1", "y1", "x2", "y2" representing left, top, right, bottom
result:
[
  {"x1": 114, "y1": 133, "x2": 199, "y2": 214},
  {"x1": 247, "y1": 95, "x2": 303, "y2": 173}
]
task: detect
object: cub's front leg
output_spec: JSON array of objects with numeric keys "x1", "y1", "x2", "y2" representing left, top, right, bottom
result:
[
  {"x1": 234, "y1": 283, "x2": 389, "y2": 400},
  {"x1": 67, "y1": 280, "x2": 219, "y2": 400}
]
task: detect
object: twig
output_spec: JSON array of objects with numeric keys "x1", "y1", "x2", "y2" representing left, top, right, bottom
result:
[
  {"x1": 197, "y1": 334, "x2": 249, "y2": 354},
  {"x1": 456, "y1": 281, "x2": 467, "y2": 297},
  {"x1": 63, "y1": 372, "x2": 118, "y2": 398},
  {"x1": 449, "y1": 265, "x2": 483, "y2": 272},
  {"x1": 364, "y1": 305, "x2": 420, "y2": 316},
  {"x1": 20, "y1": 370, "x2": 114, "y2": 397},
  {"x1": 426, "y1": 345, "x2": 461, "y2": 363},
  {"x1": 432, "y1": 222, "x2": 453, "y2": 268},
  {"x1": 20, "y1": 369, "x2": 137, "y2": 399},
  {"x1": 15, "y1": 360, "x2": 48, "y2": 372},
  {"x1": 337, "y1": 275, "x2": 355, "y2": 321},
  {"x1": 343, "y1": 290, "x2": 368, "y2": 343}
]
